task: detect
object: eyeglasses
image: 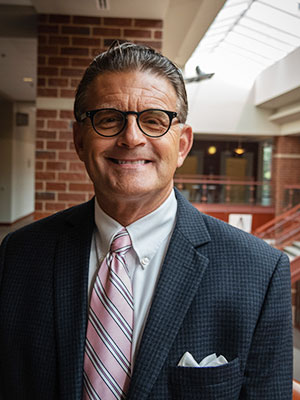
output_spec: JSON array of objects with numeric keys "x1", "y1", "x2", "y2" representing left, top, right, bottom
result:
[{"x1": 79, "y1": 108, "x2": 178, "y2": 138}]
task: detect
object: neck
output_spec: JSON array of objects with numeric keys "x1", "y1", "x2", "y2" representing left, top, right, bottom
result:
[{"x1": 95, "y1": 189, "x2": 173, "y2": 226}]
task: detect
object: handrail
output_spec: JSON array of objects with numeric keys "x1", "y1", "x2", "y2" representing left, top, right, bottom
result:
[{"x1": 254, "y1": 203, "x2": 300, "y2": 236}]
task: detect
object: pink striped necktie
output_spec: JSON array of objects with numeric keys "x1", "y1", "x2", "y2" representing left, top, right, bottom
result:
[{"x1": 83, "y1": 228, "x2": 133, "y2": 400}]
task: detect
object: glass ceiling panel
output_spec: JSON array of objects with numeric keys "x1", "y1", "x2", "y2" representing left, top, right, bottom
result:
[
  {"x1": 259, "y1": 0, "x2": 300, "y2": 15},
  {"x1": 219, "y1": 42, "x2": 270, "y2": 64},
  {"x1": 236, "y1": 24, "x2": 295, "y2": 50},
  {"x1": 225, "y1": 31, "x2": 286, "y2": 58},
  {"x1": 185, "y1": 0, "x2": 300, "y2": 87},
  {"x1": 241, "y1": 17, "x2": 300, "y2": 46},
  {"x1": 247, "y1": 3, "x2": 300, "y2": 37}
]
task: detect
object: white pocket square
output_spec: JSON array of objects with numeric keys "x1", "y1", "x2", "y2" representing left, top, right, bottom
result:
[{"x1": 178, "y1": 352, "x2": 228, "y2": 367}]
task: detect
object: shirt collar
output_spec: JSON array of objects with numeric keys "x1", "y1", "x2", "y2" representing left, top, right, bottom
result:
[{"x1": 94, "y1": 190, "x2": 178, "y2": 266}]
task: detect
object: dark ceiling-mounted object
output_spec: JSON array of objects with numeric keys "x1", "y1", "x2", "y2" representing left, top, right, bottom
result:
[{"x1": 184, "y1": 66, "x2": 215, "y2": 83}]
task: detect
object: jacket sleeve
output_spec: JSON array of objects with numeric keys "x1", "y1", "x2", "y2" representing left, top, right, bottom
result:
[{"x1": 240, "y1": 252, "x2": 293, "y2": 399}]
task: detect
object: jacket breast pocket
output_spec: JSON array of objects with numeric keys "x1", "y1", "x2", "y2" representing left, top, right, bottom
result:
[{"x1": 168, "y1": 357, "x2": 242, "y2": 400}]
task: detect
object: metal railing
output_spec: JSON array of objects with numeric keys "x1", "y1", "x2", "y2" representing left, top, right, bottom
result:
[
  {"x1": 254, "y1": 203, "x2": 300, "y2": 247},
  {"x1": 174, "y1": 174, "x2": 272, "y2": 206}
]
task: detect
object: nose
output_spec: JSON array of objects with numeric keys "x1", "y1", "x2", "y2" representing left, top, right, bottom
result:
[{"x1": 116, "y1": 115, "x2": 147, "y2": 148}]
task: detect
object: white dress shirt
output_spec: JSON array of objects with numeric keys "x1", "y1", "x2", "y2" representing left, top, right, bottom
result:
[{"x1": 88, "y1": 190, "x2": 177, "y2": 365}]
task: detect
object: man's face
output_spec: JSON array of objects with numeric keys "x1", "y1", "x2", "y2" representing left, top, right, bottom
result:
[{"x1": 74, "y1": 70, "x2": 193, "y2": 212}]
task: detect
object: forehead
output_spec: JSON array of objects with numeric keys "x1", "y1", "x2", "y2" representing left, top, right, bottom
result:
[{"x1": 85, "y1": 70, "x2": 178, "y2": 110}]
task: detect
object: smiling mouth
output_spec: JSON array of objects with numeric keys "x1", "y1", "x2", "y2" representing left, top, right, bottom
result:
[{"x1": 109, "y1": 158, "x2": 151, "y2": 165}]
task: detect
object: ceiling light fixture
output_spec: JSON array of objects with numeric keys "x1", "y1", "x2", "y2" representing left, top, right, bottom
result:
[
  {"x1": 208, "y1": 145, "x2": 217, "y2": 155},
  {"x1": 234, "y1": 142, "x2": 245, "y2": 155}
]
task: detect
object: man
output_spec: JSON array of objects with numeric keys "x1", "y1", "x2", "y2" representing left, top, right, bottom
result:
[{"x1": 0, "y1": 42, "x2": 293, "y2": 399}]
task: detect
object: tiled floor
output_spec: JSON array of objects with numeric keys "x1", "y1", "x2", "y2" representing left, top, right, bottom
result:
[{"x1": 0, "y1": 214, "x2": 34, "y2": 243}]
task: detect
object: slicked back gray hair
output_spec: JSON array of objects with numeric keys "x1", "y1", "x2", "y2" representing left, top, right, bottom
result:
[{"x1": 74, "y1": 41, "x2": 188, "y2": 123}]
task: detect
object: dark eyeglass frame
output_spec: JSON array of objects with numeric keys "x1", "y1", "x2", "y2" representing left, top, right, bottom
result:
[{"x1": 79, "y1": 108, "x2": 178, "y2": 138}]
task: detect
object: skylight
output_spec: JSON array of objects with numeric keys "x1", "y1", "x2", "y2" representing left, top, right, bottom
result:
[{"x1": 185, "y1": 0, "x2": 300, "y2": 88}]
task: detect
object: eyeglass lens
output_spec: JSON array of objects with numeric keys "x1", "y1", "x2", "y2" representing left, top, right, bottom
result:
[{"x1": 93, "y1": 109, "x2": 170, "y2": 137}]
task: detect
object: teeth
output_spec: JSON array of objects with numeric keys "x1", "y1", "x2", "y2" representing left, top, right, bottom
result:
[{"x1": 117, "y1": 160, "x2": 146, "y2": 164}]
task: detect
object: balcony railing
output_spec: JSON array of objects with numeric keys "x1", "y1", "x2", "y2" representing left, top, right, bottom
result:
[{"x1": 174, "y1": 175, "x2": 272, "y2": 206}]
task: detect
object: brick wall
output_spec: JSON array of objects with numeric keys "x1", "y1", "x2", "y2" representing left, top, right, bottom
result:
[
  {"x1": 35, "y1": 14, "x2": 163, "y2": 219},
  {"x1": 272, "y1": 136, "x2": 300, "y2": 215}
]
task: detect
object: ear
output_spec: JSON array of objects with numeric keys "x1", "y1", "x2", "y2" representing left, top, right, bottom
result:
[
  {"x1": 177, "y1": 124, "x2": 193, "y2": 168},
  {"x1": 73, "y1": 121, "x2": 85, "y2": 162}
]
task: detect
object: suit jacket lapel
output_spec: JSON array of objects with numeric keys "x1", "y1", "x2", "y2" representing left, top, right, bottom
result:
[
  {"x1": 128, "y1": 191, "x2": 211, "y2": 399},
  {"x1": 54, "y1": 199, "x2": 95, "y2": 400}
]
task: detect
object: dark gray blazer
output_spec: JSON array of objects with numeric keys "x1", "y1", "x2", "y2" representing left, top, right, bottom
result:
[{"x1": 0, "y1": 190, "x2": 293, "y2": 399}]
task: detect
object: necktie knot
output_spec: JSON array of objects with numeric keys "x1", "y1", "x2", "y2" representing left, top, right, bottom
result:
[{"x1": 110, "y1": 228, "x2": 132, "y2": 255}]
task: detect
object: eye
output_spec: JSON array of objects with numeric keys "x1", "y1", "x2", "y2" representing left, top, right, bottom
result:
[{"x1": 94, "y1": 111, "x2": 123, "y2": 128}]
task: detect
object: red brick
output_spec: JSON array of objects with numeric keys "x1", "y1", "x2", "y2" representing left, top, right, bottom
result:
[
  {"x1": 154, "y1": 31, "x2": 163, "y2": 39},
  {"x1": 61, "y1": 47, "x2": 89, "y2": 56},
  {"x1": 46, "y1": 161, "x2": 67, "y2": 170},
  {"x1": 103, "y1": 18, "x2": 132, "y2": 26},
  {"x1": 124, "y1": 29, "x2": 151, "y2": 38},
  {"x1": 38, "y1": 35, "x2": 47, "y2": 45},
  {"x1": 36, "y1": 171, "x2": 56, "y2": 180},
  {"x1": 36, "y1": 120, "x2": 45, "y2": 128},
  {"x1": 59, "y1": 131, "x2": 73, "y2": 140},
  {"x1": 61, "y1": 68, "x2": 84, "y2": 77},
  {"x1": 38, "y1": 55, "x2": 46, "y2": 65},
  {"x1": 45, "y1": 202, "x2": 67, "y2": 211},
  {"x1": 49, "y1": 36, "x2": 70, "y2": 46},
  {"x1": 46, "y1": 182, "x2": 66, "y2": 191},
  {"x1": 61, "y1": 26, "x2": 90, "y2": 35},
  {"x1": 69, "y1": 142, "x2": 75, "y2": 150},
  {"x1": 69, "y1": 162, "x2": 85, "y2": 171},
  {"x1": 72, "y1": 37, "x2": 100, "y2": 47},
  {"x1": 48, "y1": 57, "x2": 70, "y2": 66},
  {"x1": 38, "y1": 25, "x2": 59, "y2": 34},
  {"x1": 49, "y1": 14, "x2": 70, "y2": 24},
  {"x1": 47, "y1": 120, "x2": 69, "y2": 130},
  {"x1": 36, "y1": 130, "x2": 57, "y2": 139},
  {"x1": 37, "y1": 109, "x2": 57, "y2": 118},
  {"x1": 36, "y1": 150, "x2": 56, "y2": 160},
  {"x1": 60, "y1": 89, "x2": 75, "y2": 98},
  {"x1": 58, "y1": 193, "x2": 86, "y2": 202},
  {"x1": 38, "y1": 78, "x2": 46, "y2": 87},
  {"x1": 73, "y1": 15, "x2": 101, "y2": 25},
  {"x1": 69, "y1": 183, "x2": 94, "y2": 191},
  {"x1": 71, "y1": 79, "x2": 81, "y2": 88},
  {"x1": 35, "y1": 182, "x2": 44, "y2": 190},
  {"x1": 48, "y1": 78, "x2": 68, "y2": 87},
  {"x1": 36, "y1": 140, "x2": 44, "y2": 150},
  {"x1": 93, "y1": 27, "x2": 121, "y2": 37},
  {"x1": 60, "y1": 110, "x2": 74, "y2": 119},
  {"x1": 58, "y1": 172, "x2": 87, "y2": 181},
  {"x1": 35, "y1": 161, "x2": 44, "y2": 170},
  {"x1": 35, "y1": 201, "x2": 43, "y2": 210},
  {"x1": 38, "y1": 88, "x2": 58, "y2": 97},
  {"x1": 36, "y1": 192, "x2": 55, "y2": 200},
  {"x1": 71, "y1": 57, "x2": 91, "y2": 68},
  {"x1": 38, "y1": 46, "x2": 59, "y2": 55},
  {"x1": 134, "y1": 19, "x2": 163, "y2": 28},
  {"x1": 38, "y1": 67, "x2": 59, "y2": 76},
  {"x1": 47, "y1": 141, "x2": 67, "y2": 150},
  {"x1": 58, "y1": 151, "x2": 78, "y2": 160}
]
